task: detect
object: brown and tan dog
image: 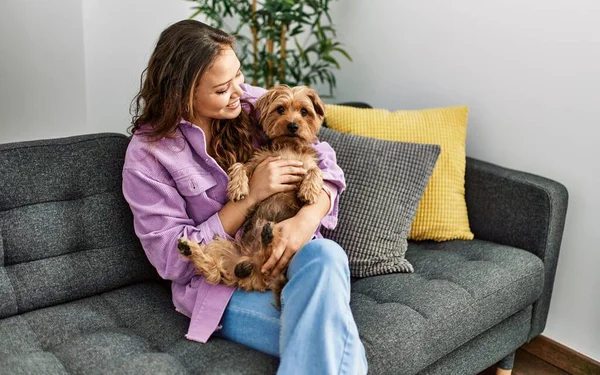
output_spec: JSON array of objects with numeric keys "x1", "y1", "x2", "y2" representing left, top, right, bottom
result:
[{"x1": 177, "y1": 84, "x2": 325, "y2": 305}]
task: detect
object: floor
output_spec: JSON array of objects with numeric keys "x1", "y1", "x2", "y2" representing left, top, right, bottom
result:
[{"x1": 478, "y1": 349, "x2": 569, "y2": 375}]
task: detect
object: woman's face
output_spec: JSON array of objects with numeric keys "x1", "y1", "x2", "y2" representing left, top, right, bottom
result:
[{"x1": 192, "y1": 48, "x2": 245, "y2": 126}]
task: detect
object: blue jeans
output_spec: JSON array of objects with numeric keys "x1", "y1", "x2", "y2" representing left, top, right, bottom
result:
[{"x1": 215, "y1": 239, "x2": 368, "y2": 375}]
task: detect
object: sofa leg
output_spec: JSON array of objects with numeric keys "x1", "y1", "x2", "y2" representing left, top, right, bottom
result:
[{"x1": 496, "y1": 351, "x2": 515, "y2": 375}]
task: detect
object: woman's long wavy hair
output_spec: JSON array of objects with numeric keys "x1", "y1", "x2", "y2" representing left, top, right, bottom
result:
[{"x1": 130, "y1": 19, "x2": 258, "y2": 170}]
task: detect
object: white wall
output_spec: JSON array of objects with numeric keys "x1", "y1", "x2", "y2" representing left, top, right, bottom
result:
[
  {"x1": 0, "y1": 0, "x2": 190, "y2": 143},
  {"x1": 82, "y1": 0, "x2": 191, "y2": 135},
  {"x1": 0, "y1": 0, "x2": 87, "y2": 143},
  {"x1": 0, "y1": 0, "x2": 598, "y2": 362},
  {"x1": 326, "y1": 0, "x2": 600, "y2": 360}
]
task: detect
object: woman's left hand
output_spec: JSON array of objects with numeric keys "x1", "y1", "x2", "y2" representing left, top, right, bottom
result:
[
  {"x1": 260, "y1": 214, "x2": 318, "y2": 279},
  {"x1": 261, "y1": 188, "x2": 331, "y2": 279}
]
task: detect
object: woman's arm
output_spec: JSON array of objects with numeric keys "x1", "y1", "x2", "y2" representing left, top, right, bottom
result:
[
  {"x1": 261, "y1": 188, "x2": 331, "y2": 277},
  {"x1": 219, "y1": 156, "x2": 308, "y2": 236},
  {"x1": 312, "y1": 140, "x2": 346, "y2": 229},
  {"x1": 124, "y1": 154, "x2": 308, "y2": 285},
  {"x1": 218, "y1": 197, "x2": 257, "y2": 237},
  {"x1": 123, "y1": 168, "x2": 234, "y2": 284}
]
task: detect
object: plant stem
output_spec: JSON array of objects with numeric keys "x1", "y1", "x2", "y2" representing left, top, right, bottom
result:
[
  {"x1": 267, "y1": 20, "x2": 274, "y2": 88},
  {"x1": 251, "y1": 0, "x2": 258, "y2": 86},
  {"x1": 188, "y1": 0, "x2": 351, "y2": 93},
  {"x1": 279, "y1": 24, "x2": 287, "y2": 83}
]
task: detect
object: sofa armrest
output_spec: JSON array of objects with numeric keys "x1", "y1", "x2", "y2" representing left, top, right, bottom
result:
[{"x1": 464, "y1": 157, "x2": 568, "y2": 340}]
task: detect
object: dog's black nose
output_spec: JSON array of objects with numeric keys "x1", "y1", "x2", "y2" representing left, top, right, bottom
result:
[{"x1": 287, "y1": 123, "x2": 299, "y2": 133}]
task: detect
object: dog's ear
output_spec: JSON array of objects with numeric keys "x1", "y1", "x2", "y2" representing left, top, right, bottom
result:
[
  {"x1": 255, "y1": 85, "x2": 287, "y2": 121},
  {"x1": 255, "y1": 90, "x2": 275, "y2": 121},
  {"x1": 305, "y1": 87, "x2": 325, "y2": 118}
]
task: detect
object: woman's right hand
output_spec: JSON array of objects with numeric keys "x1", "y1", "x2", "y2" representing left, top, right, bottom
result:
[{"x1": 247, "y1": 156, "x2": 307, "y2": 204}]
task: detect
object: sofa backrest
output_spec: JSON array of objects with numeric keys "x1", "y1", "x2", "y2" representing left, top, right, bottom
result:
[{"x1": 0, "y1": 133, "x2": 157, "y2": 319}]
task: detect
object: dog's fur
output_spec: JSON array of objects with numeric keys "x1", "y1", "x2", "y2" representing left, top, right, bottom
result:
[{"x1": 177, "y1": 85, "x2": 325, "y2": 306}]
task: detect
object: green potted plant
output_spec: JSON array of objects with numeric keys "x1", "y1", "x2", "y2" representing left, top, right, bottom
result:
[{"x1": 186, "y1": 0, "x2": 352, "y2": 96}]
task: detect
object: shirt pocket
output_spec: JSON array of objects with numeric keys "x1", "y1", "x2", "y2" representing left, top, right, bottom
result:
[
  {"x1": 175, "y1": 173, "x2": 217, "y2": 197},
  {"x1": 174, "y1": 171, "x2": 223, "y2": 221}
]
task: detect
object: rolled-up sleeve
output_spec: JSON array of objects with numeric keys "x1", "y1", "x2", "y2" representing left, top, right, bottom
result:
[
  {"x1": 122, "y1": 168, "x2": 233, "y2": 284},
  {"x1": 312, "y1": 141, "x2": 346, "y2": 229}
]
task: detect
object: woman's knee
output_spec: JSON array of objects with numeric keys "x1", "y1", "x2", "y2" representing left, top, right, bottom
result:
[
  {"x1": 291, "y1": 238, "x2": 349, "y2": 271},
  {"x1": 286, "y1": 239, "x2": 351, "y2": 299}
]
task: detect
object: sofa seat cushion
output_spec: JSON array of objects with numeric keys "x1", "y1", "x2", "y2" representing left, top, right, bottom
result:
[
  {"x1": 0, "y1": 242, "x2": 544, "y2": 375},
  {"x1": 0, "y1": 282, "x2": 278, "y2": 375},
  {"x1": 350, "y1": 239, "x2": 544, "y2": 375}
]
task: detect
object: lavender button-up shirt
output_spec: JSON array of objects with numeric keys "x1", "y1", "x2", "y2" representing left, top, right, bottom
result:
[{"x1": 122, "y1": 84, "x2": 346, "y2": 343}]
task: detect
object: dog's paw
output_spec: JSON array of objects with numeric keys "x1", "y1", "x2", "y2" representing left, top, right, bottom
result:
[
  {"x1": 261, "y1": 222, "x2": 274, "y2": 246},
  {"x1": 177, "y1": 238, "x2": 192, "y2": 257},
  {"x1": 297, "y1": 169, "x2": 323, "y2": 205},
  {"x1": 231, "y1": 192, "x2": 247, "y2": 202},
  {"x1": 234, "y1": 261, "x2": 254, "y2": 278},
  {"x1": 227, "y1": 163, "x2": 250, "y2": 202},
  {"x1": 297, "y1": 183, "x2": 320, "y2": 204},
  {"x1": 227, "y1": 184, "x2": 249, "y2": 202},
  {"x1": 298, "y1": 189, "x2": 319, "y2": 205}
]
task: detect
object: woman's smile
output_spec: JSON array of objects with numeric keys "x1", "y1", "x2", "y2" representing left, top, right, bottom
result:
[{"x1": 226, "y1": 98, "x2": 240, "y2": 109}]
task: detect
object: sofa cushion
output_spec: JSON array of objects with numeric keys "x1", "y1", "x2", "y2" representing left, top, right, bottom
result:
[
  {"x1": 0, "y1": 134, "x2": 157, "y2": 318},
  {"x1": 1, "y1": 241, "x2": 543, "y2": 375},
  {"x1": 350, "y1": 239, "x2": 544, "y2": 375},
  {"x1": 418, "y1": 305, "x2": 533, "y2": 375},
  {"x1": 324, "y1": 104, "x2": 474, "y2": 242},
  {"x1": 0, "y1": 281, "x2": 279, "y2": 374},
  {"x1": 318, "y1": 127, "x2": 440, "y2": 277}
]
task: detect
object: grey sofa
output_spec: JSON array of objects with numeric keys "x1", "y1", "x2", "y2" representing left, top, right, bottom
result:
[{"x1": 0, "y1": 128, "x2": 568, "y2": 374}]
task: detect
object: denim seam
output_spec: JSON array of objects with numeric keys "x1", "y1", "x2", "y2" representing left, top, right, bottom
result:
[
  {"x1": 337, "y1": 308, "x2": 352, "y2": 375},
  {"x1": 227, "y1": 306, "x2": 280, "y2": 324}
]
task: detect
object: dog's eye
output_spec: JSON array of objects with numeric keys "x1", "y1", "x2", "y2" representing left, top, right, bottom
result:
[
  {"x1": 276, "y1": 106, "x2": 285, "y2": 115},
  {"x1": 300, "y1": 108, "x2": 308, "y2": 117}
]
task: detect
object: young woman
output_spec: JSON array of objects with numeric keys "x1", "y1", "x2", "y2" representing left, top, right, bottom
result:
[{"x1": 123, "y1": 19, "x2": 367, "y2": 374}]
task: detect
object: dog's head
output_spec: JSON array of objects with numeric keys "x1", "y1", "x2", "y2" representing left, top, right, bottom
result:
[{"x1": 255, "y1": 85, "x2": 325, "y2": 143}]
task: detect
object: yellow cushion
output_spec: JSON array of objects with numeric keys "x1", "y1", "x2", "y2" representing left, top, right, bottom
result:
[{"x1": 324, "y1": 104, "x2": 474, "y2": 241}]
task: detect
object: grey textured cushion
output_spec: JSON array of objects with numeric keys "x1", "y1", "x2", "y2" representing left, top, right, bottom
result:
[
  {"x1": 0, "y1": 240, "x2": 543, "y2": 375},
  {"x1": 417, "y1": 306, "x2": 532, "y2": 375},
  {"x1": 0, "y1": 282, "x2": 278, "y2": 374},
  {"x1": 0, "y1": 134, "x2": 157, "y2": 318},
  {"x1": 318, "y1": 127, "x2": 440, "y2": 277},
  {"x1": 352, "y1": 239, "x2": 544, "y2": 375}
]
